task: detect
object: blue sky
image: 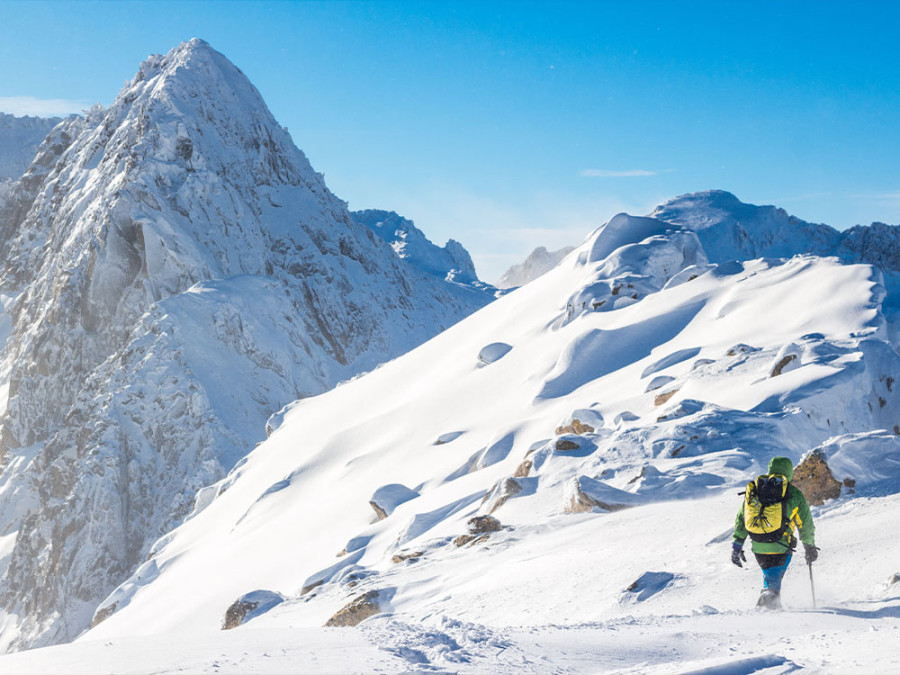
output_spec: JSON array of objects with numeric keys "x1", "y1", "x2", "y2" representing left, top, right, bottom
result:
[{"x1": 1, "y1": 1, "x2": 898, "y2": 282}]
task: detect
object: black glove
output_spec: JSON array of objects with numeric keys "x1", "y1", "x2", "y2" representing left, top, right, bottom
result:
[
  {"x1": 731, "y1": 543, "x2": 747, "y2": 568},
  {"x1": 804, "y1": 543, "x2": 819, "y2": 564}
]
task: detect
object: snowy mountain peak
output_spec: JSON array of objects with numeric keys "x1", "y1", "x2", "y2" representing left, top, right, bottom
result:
[
  {"x1": 351, "y1": 209, "x2": 482, "y2": 286},
  {"x1": 0, "y1": 113, "x2": 62, "y2": 182},
  {"x1": 496, "y1": 245, "x2": 575, "y2": 289},
  {"x1": 0, "y1": 40, "x2": 491, "y2": 652},
  {"x1": 106, "y1": 39, "x2": 319, "y2": 193}
]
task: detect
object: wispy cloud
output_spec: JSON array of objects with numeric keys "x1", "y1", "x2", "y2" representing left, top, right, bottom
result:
[
  {"x1": 0, "y1": 96, "x2": 92, "y2": 117},
  {"x1": 848, "y1": 191, "x2": 900, "y2": 202},
  {"x1": 579, "y1": 168, "x2": 663, "y2": 178}
]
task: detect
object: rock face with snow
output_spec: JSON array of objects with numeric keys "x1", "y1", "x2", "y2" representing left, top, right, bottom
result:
[
  {"x1": 81, "y1": 194, "x2": 900, "y2": 658},
  {"x1": 351, "y1": 209, "x2": 486, "y2": 288},
  {"x1": 0, "y1": 113, "x2": 62, "y2": 211},
  {"x1": 496, "y1": 245, "x2": 575, "y2": 289},
  {"x1": 0, "y1": 39, "x2": 491, "y2": 651}
]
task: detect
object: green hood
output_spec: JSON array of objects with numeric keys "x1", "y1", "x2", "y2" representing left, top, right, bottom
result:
[{"x1": 768, "y1": 456, "x2": 794, "y2": 481}]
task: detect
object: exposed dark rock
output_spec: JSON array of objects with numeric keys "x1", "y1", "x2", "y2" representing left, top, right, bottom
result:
[
  {"x1": 369, "y1": 483, "x2": 419, "y2": 520},
  {"x1": 483, "y1": 477, "x2": 523, "y2": 514},
  {"x1": 222, "y1": 590, "x2": 284, "y2": 630},
  {"x1": 392, "y1": 550, "x2": 424, "y2": 564},
  {"x1": 770, "y1": 354, "x2": 798, "y2": 377},
  {"x1": 654, "y1": 389, "x2": 679, "y2": 407},
  {"x1": 454, "y1": 533, "x2": 491, "y2": 547},
  {"x1": 555, "y1": 438, "x2": 581, "y2": 451},
  {"x1": 792, "y1": 449, "x2": 842, "y2": 505},
  {"x1": 91, "y1": 601, "x2": 117, "y2": 628},
  {"x1": 467, "y1": 515, "x2": 502, "y2": 535},
  {"x1": 325, "y1": 590, "x2": 382, "y2": 627},
  {"x1": 300, "y1": 579, "x2": 323, "y2": 596},
  {"x1": 513, "y1": 459, "x2": 533, "y2": 478},
  {"x1": 565, "y1": 475, "x2": 644, "y2": 513},
  {"x1": 555, "y1": 419, "x2": 595, "y2": 435}
]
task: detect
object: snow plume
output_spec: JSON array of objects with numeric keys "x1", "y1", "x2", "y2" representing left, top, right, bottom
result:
[{"x1": 0, "y1": 39, "x2": 490, "y2": 651}]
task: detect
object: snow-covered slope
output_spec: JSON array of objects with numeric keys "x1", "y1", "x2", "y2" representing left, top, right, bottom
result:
[
  {"x1": 351, "y1": 209, "x2": 487, "y2": 288},
  {"x1": 0, "y1": 113, "x2": 61, "y2": 210},
  {"x1": 654, "y1": 190, "x2": 900, "y2": 321},
  {"x1": 0, "y1": 39, "x2": 491, "y2": 651},
  {"x1": 496, "y1": 245, "x2": 575, "y2": 289},
  {"x1": 77, "y1": 206, "x2": 900, "y2": 672}
]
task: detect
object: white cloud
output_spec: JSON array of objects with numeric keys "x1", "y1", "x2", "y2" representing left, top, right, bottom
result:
[
  {"x1": 0, "y1": 96, "x2": 92, "y2": 117},
  {"x1": 579, "y1": 169, "x2": 660, "y2": 178}
]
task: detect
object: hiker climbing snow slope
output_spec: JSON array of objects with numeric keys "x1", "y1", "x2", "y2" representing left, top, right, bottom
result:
[{"x1": 732, "y1": 456, "x2": 818, "y2": 609}]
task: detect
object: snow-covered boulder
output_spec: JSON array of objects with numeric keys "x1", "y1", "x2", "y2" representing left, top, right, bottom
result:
[
  {"x1": 222, "y1": 590, "x2": 285, "y2": 630},
  {"x1": 564, "y1": 476, "x2": 646, "y2": 513},
  {"x1": 477, "y1": 342, "x2": 512, "y2": 366},
  {"x1": 325, "y1": 590, "x2": 385, "y2": 627},
  {"x1": 769, "y1": 342, "x2": 802, "y2": 378},
  {"x1": 370, "y1": 484, "x2": 420, "y2": 520}
]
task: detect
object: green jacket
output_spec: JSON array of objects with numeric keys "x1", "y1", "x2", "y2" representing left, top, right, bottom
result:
[{"x1": 733, "y1": 482, "x2": 816, "y2": 554}]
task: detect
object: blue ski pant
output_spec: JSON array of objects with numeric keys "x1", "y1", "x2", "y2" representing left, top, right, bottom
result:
[{"x1": 755, "y1": 553, "x2": 792, "y2": 592}]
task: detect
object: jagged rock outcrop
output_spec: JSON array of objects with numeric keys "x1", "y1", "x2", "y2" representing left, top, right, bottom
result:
[
  {"x1": 792, "y1": 449, "x2": 842, "y2": 505},
  {"x1": 0, "y1": 113, "x2": 62, "y2": 211},
  {"x1": 222, "y1": 590, "x2": 285, "y2": 630},
  {"x1": 0, "y1": 39, "x2": 492, "y2": 651},
  {"x1": 351, "y1": 209, "x2": 484, "y2": 287},
  {"x1": 324, "y1": 590, "x2": 383, "y2": 627}
]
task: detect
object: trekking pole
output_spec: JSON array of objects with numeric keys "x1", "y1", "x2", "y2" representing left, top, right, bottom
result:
[{"x1": 808, "y1": 560, "x2": 816, "y2": 608}]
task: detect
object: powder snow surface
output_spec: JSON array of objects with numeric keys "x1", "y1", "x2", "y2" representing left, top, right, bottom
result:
[{"x1": 6, "y1": 207, "x2": 895, "y2": 672}]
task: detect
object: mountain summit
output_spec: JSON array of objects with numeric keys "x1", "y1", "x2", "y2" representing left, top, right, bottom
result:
[{"x1": 0, "y1": 39, "x2": 490, "y2": 650}]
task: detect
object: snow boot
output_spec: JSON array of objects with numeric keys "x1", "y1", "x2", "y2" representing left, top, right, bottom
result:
[{"x1": 756, "y1": 588, "x2": 781, "y2": 610}]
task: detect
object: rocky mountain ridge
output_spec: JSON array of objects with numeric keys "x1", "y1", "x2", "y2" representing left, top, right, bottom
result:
[
  {"x1": 496, "y1": 245, "x2": 576, "y2": 289},
  {"x1": 351, "y1": 209, "x2": 487, "y2": 289},
  {"x1": 0, "y1": 39, "x2": 491, "y2": 651},
  {"x1": 0, "y1": 112, "x2": 62, "y2": 212}
]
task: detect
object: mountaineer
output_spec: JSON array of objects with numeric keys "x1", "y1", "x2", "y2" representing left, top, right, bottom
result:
[{"x1": 731, "y1": 456, "x2": 817, "y2": 609}]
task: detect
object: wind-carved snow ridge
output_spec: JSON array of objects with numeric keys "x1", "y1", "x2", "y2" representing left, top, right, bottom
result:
[
  {"x1": 78, "y1": 187, "x2": 900, "y2": 675},
  {"x1": 652, "y1": 189, "x2": 900, "y2": 326},
  {"x1": 560, "y1": 213, "x2": 707, "y2": 326},
  {"x1": 0, "y1": 38, "x2": 491, "y2": 651}
]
